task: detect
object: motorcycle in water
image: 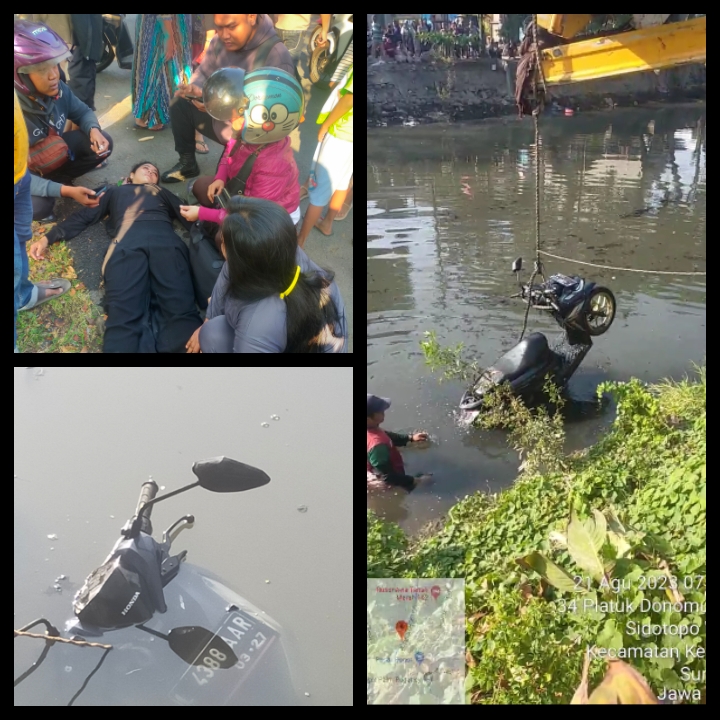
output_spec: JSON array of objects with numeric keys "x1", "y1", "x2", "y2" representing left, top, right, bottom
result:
[
  {"x1": 14, "y1": 457, "x2": 303, "y2": 706},
  {"x1": 459, "y1": 257, "x2": 616, "y2": 419},
  {"x1": 309, "y1": 14, "x2": 353, "y2": 88},
  {"x1": 96, "y1": 14, "x2": 134, "y2": 73}
]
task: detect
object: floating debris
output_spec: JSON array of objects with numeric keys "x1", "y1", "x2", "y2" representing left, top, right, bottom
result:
[
  {"x1": 297, "y1": 505, "x2": 308, "y2": 513},
  {"x1": 265, "y1": 579, "x2": 271, "y2": 584},
  {"x1": 304, "y1": 692, "x2": 311, "y2": 697},
  {"x1": 47, "y1": 534, "x2": 58, "y2": 540},
  {"x1": 270, "y1": 414, "x2": 280, "y2": 421},
  {"x1": 261, "y1": 422, "x2": 270, "y2": 428}
]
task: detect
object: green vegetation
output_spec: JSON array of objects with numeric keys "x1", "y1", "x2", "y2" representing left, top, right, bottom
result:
[
  {"x1": 16, "y1": 220, "x2": 103, "y2": 353},
  {"x1": 367, "y1": 367, "x2": 706, "y2": 704}
]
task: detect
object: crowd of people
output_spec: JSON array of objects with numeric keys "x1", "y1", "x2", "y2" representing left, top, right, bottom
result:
[
  {"x1": 369, "y1": 15, "x2": 518, "y2": 63},
  {"x1": 14, "y1": 14, "x2": 351, "y2": 354}
]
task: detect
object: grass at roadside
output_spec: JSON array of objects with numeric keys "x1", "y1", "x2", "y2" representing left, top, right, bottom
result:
[{"x1": 16, "y1": 220, "x2": 103, "y2": 353}]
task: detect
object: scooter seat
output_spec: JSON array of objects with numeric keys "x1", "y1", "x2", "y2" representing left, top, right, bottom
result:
[{"x1": 492, "y1": 332, "x2": 552, "y2": 383}]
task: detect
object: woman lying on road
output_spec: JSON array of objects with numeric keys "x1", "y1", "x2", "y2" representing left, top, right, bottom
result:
[{"x1": 29, "y1": 161, "x2": 202, "y2": 353}]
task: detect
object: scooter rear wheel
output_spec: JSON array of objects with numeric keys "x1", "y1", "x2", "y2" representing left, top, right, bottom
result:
[{"x1": 584, "y1": 287, "x2": 616, "y2": 335}]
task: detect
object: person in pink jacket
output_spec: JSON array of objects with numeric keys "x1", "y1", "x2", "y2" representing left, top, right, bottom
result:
[{"x1": 178, "y1": 67, "x2": 303, "y2": 251}]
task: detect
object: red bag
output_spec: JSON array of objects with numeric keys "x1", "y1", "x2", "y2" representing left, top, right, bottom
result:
[{"x1": 28, "y1": 127, "x2": 70, "y2": 176}]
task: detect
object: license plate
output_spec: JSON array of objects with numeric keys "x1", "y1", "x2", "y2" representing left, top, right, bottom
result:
[{"x1": 170, "y1": 610, "x2": 278, "y2": 705}]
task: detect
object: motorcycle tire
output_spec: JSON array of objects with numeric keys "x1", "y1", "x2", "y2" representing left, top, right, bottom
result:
[
  {"x1": 584, "y1": 286, "x2": 616, "y2": 336},
  {"x1": 309, "y1": 44, "x2": 334, "y2": 87},
  {"x1": 96, "y1": 33, "x2": 115, "y2": 73},
  {"x1": 309, "y1": 24, "x2": 324, "y2": 53}
]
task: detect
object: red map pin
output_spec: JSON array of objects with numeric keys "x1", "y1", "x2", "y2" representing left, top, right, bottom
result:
[{"x1": 395, "y1": 620, "x2": 408, "y2": 641}]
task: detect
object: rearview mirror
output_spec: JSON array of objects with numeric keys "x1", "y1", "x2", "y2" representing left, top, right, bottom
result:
[
  {"x1": 192, "y1": 456, "x2": 271, "y2": 493},
  {"x1": 512, "y1": 257, "x2": 523, "y2": 273}
]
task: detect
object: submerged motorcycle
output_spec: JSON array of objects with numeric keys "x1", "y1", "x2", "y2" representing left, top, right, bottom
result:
[
  {"x1": 14, "y1": 457, "x2": 302, "y2": 706},
  {"x1": 309, "y1": 13, "x2": 353, "y2": 88},
  {"x1": 459, "y1": 257, "x2": 616, "y2": 414}
]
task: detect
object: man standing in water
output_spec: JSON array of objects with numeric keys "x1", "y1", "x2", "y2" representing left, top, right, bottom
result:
[{"x1": 367, "y1": 394, "x2": 432, "y2": 490}]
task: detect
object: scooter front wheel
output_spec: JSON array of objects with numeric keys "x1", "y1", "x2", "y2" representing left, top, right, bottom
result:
[
  {"x1": 584, "y1": 287, "x2": 616, "y2": 335},
  {"x1": 459, "y1": 389, "x2": 484, "y2": 411},
  {"x1": 309, "y1": 45, "x2": 333, "y2": 86}
]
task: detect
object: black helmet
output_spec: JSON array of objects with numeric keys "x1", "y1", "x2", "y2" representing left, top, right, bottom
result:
[{"x1": 203, "y1": 67, "x2": 248, "y2": 123}]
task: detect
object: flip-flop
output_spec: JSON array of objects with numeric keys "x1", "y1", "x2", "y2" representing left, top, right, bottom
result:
[
  {"x1": 195, "y1": 140, "x2": 210, "y2": 154},
  {"x1": 95, "y1": 160, "x2": 108, "y2": 169},
  {"x1": 18, "y1": 278, "x2": 72, "y2": 311},
  {"x1": 314, "y1": 218, "x2": 333, "y2": 237},
  {"x1": 134, "y1": 121, "x2": 166, "y2": 131},
  {"x1": 335, "y1": 200, "x2": 353, "y2": 221}
]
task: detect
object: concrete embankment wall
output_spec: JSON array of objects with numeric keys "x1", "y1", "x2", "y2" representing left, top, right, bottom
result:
[{"x1": 367, "y1": 57, "x2": 706, "y2": 125}]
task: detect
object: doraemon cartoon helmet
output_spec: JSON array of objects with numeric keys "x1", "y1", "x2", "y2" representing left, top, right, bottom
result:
[{"x1": 203, "y1": 66, "x2": 304, "y2": 144}]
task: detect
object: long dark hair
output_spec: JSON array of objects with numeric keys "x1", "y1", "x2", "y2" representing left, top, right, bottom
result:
[{"x1": 220, "y1": 196, "x2": 343, "y2": 353}]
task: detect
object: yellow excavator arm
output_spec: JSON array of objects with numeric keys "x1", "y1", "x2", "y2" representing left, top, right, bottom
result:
[{"x1": 534, "y1": 15, "x2": 706, "y2": 85}]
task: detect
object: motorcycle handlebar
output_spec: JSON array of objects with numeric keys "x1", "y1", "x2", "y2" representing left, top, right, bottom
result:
[{"x1": 135, "y1": 480, "x2": 159, "y2": 520}]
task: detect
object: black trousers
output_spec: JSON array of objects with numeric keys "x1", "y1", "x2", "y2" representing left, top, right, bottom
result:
[
  {"x1": 68, "y1": 46, "x2": 97, "y2": 110},
  {"x1": 30, "y1": 129, "x2": 114, "y2": 220},
  {"x1": 102, "y1": 222, "x2": 202, "y2": 353},
  {"x1": 168, "y1": 95, "x2": 227, "y2": 155}
]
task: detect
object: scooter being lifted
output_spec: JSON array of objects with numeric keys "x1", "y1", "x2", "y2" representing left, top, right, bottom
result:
[
  {"x1": 14, "y1": 457, "x2": 303, "y2": 706},
  {"x1": 459, "y1": 258, "x2": 616, "y2": 415}
]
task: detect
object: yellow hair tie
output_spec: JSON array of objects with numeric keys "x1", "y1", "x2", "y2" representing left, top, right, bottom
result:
[{"x1": 280, "y1": 265, "x2": 301, "y2": 299}]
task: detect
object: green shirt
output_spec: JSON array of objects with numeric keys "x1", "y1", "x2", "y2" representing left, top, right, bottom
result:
[{"x1": 367, "y1": 431, "x2": 410, "y2": 473}]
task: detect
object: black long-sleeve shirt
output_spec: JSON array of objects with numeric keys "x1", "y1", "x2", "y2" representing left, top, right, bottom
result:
[{"x1": 45, "y1": 183, "x2": 192, "y2": 244}]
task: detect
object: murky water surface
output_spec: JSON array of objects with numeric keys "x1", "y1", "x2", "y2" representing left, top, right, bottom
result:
[
  {"x1": 367, "y1": 105, "x2": 706, "y2": 532},
  {"x1": 14, "y1": 368, "x2": 352, "y2": 705}
]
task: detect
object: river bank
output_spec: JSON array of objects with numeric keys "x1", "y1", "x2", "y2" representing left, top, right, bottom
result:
[
  {"x1": 367, "y1": 56, "x2": 706, "y2": 126},
  {"x1": 367, "y1": 369, "x2": 706, "y2": 704}
]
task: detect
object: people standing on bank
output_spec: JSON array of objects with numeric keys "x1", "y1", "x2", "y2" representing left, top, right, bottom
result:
[
  {"x1": 161, "y1": 14, "x2": 295, "y2": 184},
  {"x1": 370, "y1": 15, "x2": 386, "y2": 62}
]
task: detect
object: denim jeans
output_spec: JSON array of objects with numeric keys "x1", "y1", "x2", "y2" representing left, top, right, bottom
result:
[
  {"x1": 276, "y1": 28, "x2": 305, "y2": 59},
  {"x1": 14, "y1": 170, "x2": 33, "y2": 350}
]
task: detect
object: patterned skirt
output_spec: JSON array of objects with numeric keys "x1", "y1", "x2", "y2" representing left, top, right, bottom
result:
[{"x1": 131, "y1": 14, "x2": 194, "y2": 128}]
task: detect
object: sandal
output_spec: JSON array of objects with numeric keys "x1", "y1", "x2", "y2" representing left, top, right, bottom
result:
[
  {"x1": 95, "y1": 160, "x2": 108, "y2": 169},
  {"x1": 195, "y1": 139, "x2": 210, "y2": 154},
  {"x1": 299, "y1": 184, "x2": 309, "y2": 201},
  {"x1": 18, "y1": 278, "x2": 72, "y2": 311},
  {"x1": 335, "y1": 199, "x2": 353, "y2": 221},
  {"x1": 314, "y1": 217, "x2": 334, "y2": 237},
  {"x1": 134, "y1": 120, "x2": 166, "y2": 131}
]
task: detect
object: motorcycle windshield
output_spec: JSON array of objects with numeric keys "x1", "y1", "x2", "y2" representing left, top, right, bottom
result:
[{"x1": 14, "y1": 564, "x2": 302, "y2": 706}]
